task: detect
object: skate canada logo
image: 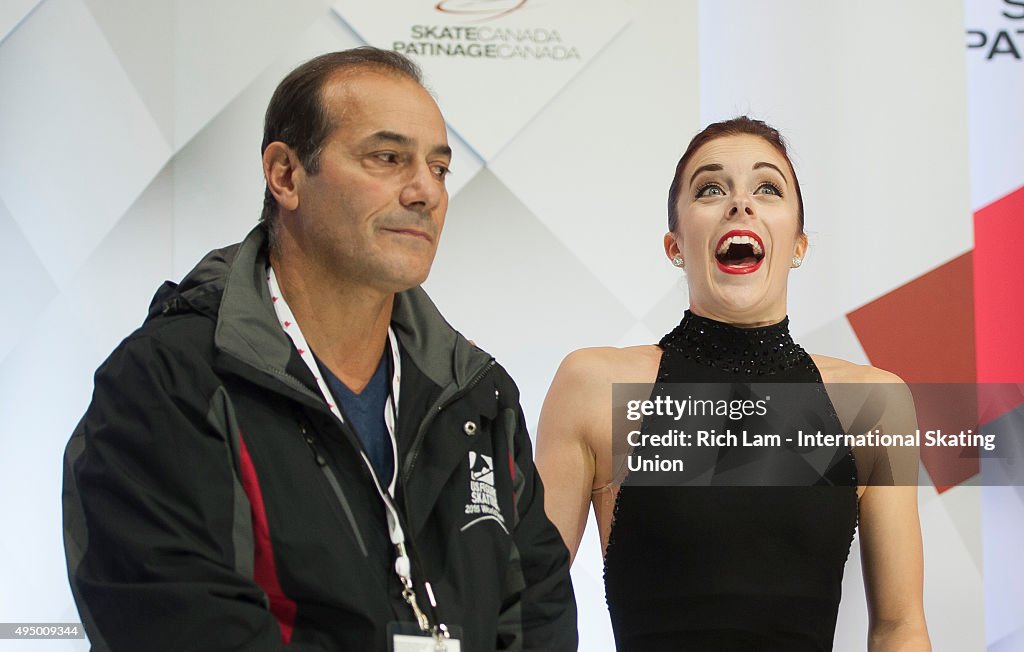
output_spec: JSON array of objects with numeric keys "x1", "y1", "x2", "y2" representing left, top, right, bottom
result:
[
  {"x1": 435, "y1": 0, "x2": 528, "y2": 22},
  {"x1": 463, "y1": 451, "x2": 507, "y2": 532},
  {"x1": 392, "y1": 0, "x2": 581, "y2": 60}
]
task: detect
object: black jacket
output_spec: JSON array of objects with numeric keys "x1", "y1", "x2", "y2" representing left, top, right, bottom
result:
[{"x1": 62, "y1": 226, "x2": 577, "y2": 651}]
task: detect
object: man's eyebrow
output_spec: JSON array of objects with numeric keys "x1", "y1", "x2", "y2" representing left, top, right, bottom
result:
[
  {"x1": 365, "y1": 130, "x2": 411, "y2": 147},
  {"x1": 689, "y1": 163, "x2": 723, "y2": 186},
  {"x1": 365, "y1": 131, "x2": 452, "y2": 158},
  {"x1": 754, "y1": 161, "x2": 787, "y2": 184}
]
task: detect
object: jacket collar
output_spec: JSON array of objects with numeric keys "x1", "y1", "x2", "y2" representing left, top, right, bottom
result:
[
  {"x1": 170, "y1": 224, "x2": 493, "y2": 398},
  {"x1": 392, "y1": 283, "x2": 493, "y2": 394}
]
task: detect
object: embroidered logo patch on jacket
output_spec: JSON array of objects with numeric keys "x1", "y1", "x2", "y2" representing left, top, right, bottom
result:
[{"x1": 462, "y1": 452, "x2": 507, "y2": 533}]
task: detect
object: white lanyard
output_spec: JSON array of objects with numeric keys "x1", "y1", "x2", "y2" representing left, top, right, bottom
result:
[
  {"x1": 266, "y1": 266, "x2": 400, "y2": 494},
  {"x1": 266, "y1": 267, "x2": 449, "y2": 643}
]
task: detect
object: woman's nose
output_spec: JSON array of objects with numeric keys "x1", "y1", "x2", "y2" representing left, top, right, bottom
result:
[{"x1": 728, "y1": 198, "x2": 755, "y2": 217}]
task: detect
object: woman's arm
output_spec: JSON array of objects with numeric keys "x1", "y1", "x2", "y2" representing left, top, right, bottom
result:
[
  {"x1": 535, "y1": 350, "x2": 603, "y2": 564},
  {"x1": 858, "y1": 377, "x2": 931, "y2": 651},
  {"x1": 860, "y1": 484, "x2": 929, "y2": 651}
]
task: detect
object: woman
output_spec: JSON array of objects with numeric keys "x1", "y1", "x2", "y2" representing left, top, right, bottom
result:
[{"x1": 536, "y1": 117, "x2": 930, "y2": 651}]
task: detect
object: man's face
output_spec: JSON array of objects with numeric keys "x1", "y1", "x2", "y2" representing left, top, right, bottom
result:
[{"x1": 291, "y1": 71, "x2": 451, "y2": 293}]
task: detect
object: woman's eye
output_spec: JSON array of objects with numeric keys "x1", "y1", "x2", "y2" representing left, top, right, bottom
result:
[
  {"x1": 757, "y1": 183, "x2": 782, "y2": 196},
  {"x1": 697, "y1": 184, "x2": 724, "y2": 198}
]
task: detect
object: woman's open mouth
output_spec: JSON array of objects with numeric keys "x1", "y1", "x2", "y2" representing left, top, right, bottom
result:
[{"x1": 715, "y1": 230, "x2": 765, "y2": 275}]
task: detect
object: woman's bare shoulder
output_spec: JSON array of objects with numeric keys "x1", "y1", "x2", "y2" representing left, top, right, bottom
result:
[
  {"x1": 811, "y1": 354, "x2": 906, "y2": 385},
  {"x1": 540, "y1": 345, "x2": 663, "y2": 462},
  {"x1": 811, "y1": 354, "x2": 915, "y2": 434},
  {"x1": 556, "y1": 345, "x2": 663, "y2": 386}
]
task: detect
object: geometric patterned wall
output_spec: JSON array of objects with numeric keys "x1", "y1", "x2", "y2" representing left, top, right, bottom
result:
[{"x1": 0, "y1": 1, "x2": 1016, "y2": 650}]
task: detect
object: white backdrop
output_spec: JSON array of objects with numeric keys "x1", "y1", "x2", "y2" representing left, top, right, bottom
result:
[{"x1": 0, "y1": 0, "x2": 1016, "y2": 650}]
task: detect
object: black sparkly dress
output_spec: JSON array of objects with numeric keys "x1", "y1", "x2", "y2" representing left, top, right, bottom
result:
[{"x1": 604, "y1": 311, "x2": 858, "y2": 651}]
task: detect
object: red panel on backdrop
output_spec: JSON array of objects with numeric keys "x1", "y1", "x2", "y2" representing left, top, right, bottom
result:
[
  {"x1": 974, "y1": 186, "x2": 1024, "y2": 385},
  {"x1": 848, "y1": 252, "x2": 975, "y2": 384},
  {"x1": 847, "y1": 253, "x2": 976, "y2": 491}
]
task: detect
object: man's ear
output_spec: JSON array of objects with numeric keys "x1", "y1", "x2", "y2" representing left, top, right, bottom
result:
[{"x1": 263, "y1": 142, "x2": 302, "y2": 212}]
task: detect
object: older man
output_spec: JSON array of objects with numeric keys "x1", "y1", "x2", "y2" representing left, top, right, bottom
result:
[{"x1": 63, "y1": 47, "x2": 576, "y2": 651}]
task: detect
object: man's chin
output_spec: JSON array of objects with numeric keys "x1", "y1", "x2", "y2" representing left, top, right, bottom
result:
[{"x1": 382, "y1": 264, "x2": 434, "y2": 293}]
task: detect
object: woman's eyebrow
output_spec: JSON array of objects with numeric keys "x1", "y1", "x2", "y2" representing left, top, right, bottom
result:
[
  {"x1": 753, "y1": 161, "x2": 787, "y2": 185},
  {"x1": 689, "y1": 163, "x2": 723, "y2": 186}
]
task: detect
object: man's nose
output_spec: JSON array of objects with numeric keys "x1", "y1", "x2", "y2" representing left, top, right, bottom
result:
[{"x1": 400, "y1": 162, "x2": 446, "y2": 211}]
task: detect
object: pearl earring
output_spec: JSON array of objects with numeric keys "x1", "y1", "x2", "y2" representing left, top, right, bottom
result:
[
  {"x1": 672, "y1": 255, "x2": 685, "y2": 268},
  {"x1": 791, "y1": 256, "x2": 803, "y2": 268}
]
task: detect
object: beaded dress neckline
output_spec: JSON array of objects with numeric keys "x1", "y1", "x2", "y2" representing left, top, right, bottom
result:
[{"x1": 658, "y1": 310, "x2": 817, "y2": 379}]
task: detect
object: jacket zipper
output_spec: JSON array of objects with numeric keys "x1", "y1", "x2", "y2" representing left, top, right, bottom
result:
[
  {"x1": 298, "y1": 420, "x2": 370, "y2": 557},
  {"x1": 400, "y1": 359, "x2": 497, "y2": 486}
]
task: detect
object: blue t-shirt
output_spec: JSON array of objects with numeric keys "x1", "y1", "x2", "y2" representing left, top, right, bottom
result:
[{"x1": 317, "y1": 351, "x2": 394, "y2": 484}]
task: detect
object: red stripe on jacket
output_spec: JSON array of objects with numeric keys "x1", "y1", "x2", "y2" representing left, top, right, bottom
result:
[{"x1": 237, "y1": 431, "x2": 297, "y2": 644}]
